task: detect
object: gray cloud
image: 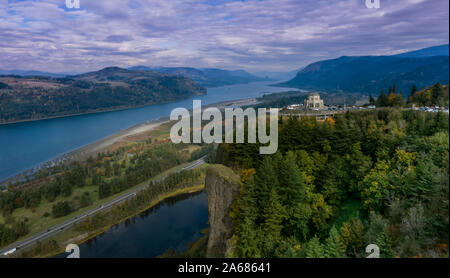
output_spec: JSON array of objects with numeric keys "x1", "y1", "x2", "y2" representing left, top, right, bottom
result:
[{"x1": 0, "y1": 0, "x2": 448, "y2": 73}]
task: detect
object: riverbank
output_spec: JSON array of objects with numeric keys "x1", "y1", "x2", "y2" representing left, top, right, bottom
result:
[
  {"x1": 0, "y1": 117, "x2": 169, "y2": 186},
  {"x1": 15, "y1": 184, "x2": 206, "y2": 258},
  {"x1": 0, "y1": 97, "x2": 258, "y2": 187}
]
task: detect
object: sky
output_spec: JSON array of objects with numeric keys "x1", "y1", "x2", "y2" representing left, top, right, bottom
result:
[{"x1": 0, "y1": 0, "x2": 448, "y2": 73}]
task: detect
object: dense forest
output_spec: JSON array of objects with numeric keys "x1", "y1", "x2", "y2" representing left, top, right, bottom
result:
[
  {"x1": 0, "y1": 67, "x2": 206, "y2": 123},
  {"x1": 370, "y1": 83, "x2": 449, "y2": 108},
  {"x1": 216, "y1": 109, "x2": 449, "y2": 257}
]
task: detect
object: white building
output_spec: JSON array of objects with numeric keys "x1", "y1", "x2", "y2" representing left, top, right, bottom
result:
[{"x1": 304, "y1": 93, "x2": 325, "y2": 109}]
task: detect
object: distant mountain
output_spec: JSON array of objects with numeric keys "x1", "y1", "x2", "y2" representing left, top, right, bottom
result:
[
  {"x1": 252, "y1": 68, "x2": 302, "y2": 82},
  {"x1": 128, "y1": 66, "x2": 266, "y2": 87},
  {"x1": 0, "y1": 69, "x2": 78, "y2": 78},
  {"x1": 0, "y1": 67, "x2": 206, "y2": 123},
  {"x1": 281, "y1": 45, "x2": 449, "y2": 96},
  {"x1": 394, "y1": 44, "x2": 449, "y2": 58}
]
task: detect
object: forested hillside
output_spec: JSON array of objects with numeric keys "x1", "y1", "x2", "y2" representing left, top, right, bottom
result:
[
  {"x1": 129, "y1": 66, "x2": 266, "y2": 87},
  {"x1": 408, "y1": 84, "x2": 449, "y2": 107},
  {"x1": 0, "y1": 67, "x2": 206, "y2": 123},
  {"x1": 281, "y1": 45, "x2": 449, "y2": 97},
  {"x1": 216, "y1": 109, "x2": 449, "y2": 258}
]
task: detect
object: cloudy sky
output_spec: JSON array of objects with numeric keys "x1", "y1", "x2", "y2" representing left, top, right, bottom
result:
[{"x1": 0, "y1": 0, "x2": 448, "y2": 73}]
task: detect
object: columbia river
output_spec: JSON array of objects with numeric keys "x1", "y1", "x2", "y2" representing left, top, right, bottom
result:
[{"x1": 0, "y1": 81, "x2": 298, "y2": 182}]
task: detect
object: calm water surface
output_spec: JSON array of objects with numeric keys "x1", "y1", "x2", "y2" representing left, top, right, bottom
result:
[
  {"x1": 55, "y1": 191, "x2": 208, "y2": 258},
  {"x1": 0, "y1": 82, "x2": 299, "y2": 181}
]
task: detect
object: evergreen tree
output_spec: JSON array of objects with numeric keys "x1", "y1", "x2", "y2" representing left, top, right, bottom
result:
[
  {"x1": 255, "y1": 157, "x2": 278, "y2": 209},
  {"x1": 278, "y1": 151, "x2": 306, "y2": 205},
  {"x1": 234, "y1": 175, "x2": 258, "y2": 225},
  {"x1": 392, "y1": 93, "x2": 405, "y2": 107},
  {"x1": 340, "y1": 218, "x2": 364, "y2": 257},
  {"x1": 305, "y1": 236, "x2": 325, "y2": 258},
  {"x1": 376, "y1": 90, "x2": 388, "y2": 107},
  {"x1": 324, "y1": 226, "x2": 347, "y2": 258},
  {"x1": 409, "y1": 159, "x2": 440, "y2": 204},
  {"x1": 431, "y1": 83, "x2": 442, "y2": 104},
  {"x1": 374, "y1": 230, "x2": 393, "y2": 258},
  {"x1": 263, "y1": 188, "x2": 287, "y2": 242},
  {"x1": 410, "y1": 85, "x2": 417, "y2": 98},
  {"x1": 235, "y1": 217, "x2": 262, "y2": 258},
  {"x1": 369, "y1": 94, "x2": 375, "y2": 105}
]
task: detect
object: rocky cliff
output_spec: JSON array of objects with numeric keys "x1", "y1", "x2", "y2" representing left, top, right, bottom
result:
[{"x1": 204, "y1": 164, "x2": 241, "y2": 258}]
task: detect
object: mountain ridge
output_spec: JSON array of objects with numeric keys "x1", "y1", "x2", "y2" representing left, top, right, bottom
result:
[
  {"x1": 0, "y1": 67, "x2": 206, "y2": 123},
  {"x1": 128, "y1": 66, "x2": 267, "y2": 87},
  {"x1": 281, "y1": 44, "x2": 449, "y2": 96}
]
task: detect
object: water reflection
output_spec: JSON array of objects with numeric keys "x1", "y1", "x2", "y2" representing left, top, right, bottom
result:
[{"x1": 55, "y1": 191, "x2": 208, "y2": 258}]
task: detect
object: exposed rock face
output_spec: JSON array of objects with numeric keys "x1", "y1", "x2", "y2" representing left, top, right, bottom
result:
[{"x1": 205, "y1": 165, "x2": 241, "y2": 258}]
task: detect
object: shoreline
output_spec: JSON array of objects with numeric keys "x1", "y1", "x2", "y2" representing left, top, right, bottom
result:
[
  {"x1": 0, "y1": 94, "x2": 208, "y2": 126},
  {"x1": 18, "y1": 184, "x2": 206, "y2": 258},
  {"x1": 0, "y1": 97, "x2": 258, "y2": 186}
]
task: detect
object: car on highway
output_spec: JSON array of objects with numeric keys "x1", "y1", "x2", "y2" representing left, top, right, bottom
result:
[{"x1": 3, "y1": 248, "x2": 17, "y2": 256}]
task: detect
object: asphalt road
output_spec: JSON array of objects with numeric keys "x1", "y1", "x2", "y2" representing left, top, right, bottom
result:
[{"x1": 0, "y1": 157, "x2": 206, "y2": 257}]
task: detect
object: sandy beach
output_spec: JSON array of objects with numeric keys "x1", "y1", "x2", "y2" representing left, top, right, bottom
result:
[{"x1": 68, "y1": 118, "x2": 170, "y2": 161}]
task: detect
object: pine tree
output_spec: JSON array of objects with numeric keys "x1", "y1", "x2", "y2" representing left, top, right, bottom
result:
[
  {"x1": 305, "y1": 236, "x2": 325, "y2": 258},
  {"x1": 376, "y1": 90, "x2": 388, "y2": 107},
  {"x1": 374, "y1": 230, "x2": 393, "y2": 258},
  {"x1": 431, "y1": 83, "x2": 442, "y2": 104},
  {"x1": 369, "y1": 94, "x2": 375, "y2": 105},
  {"x1": 410, "y1": 159, "x2": 440, "y2": 204},
  {"x1": 235, "y1": 217, "x2": 262, "y2": 258},
  {"x1": 263, "y1": 188, "x2": 287, "y2": 242},
  {"x1": 255, "y1": 156, "x2": 278, "y2": 209},
  {"x1": 278, "y1": 151, "x2": 306, "y2": 205},
  {"x1": 234, "y1": 175, "x2": 258, "y2": 223},
  {"x1": 410, "y1": 85, "x2": 417, "y2": 98},
  {"x1": 324, "y1": 226, "x2": 347, "y2": 258}
]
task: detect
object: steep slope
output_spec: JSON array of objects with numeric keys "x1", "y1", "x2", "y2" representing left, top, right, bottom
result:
[
  {"x1": 204, "y1": 164, "x2": 241, "y2": 258},
  {"x1": 281, "y1": 45, "x2": 449, "y2": 96}
]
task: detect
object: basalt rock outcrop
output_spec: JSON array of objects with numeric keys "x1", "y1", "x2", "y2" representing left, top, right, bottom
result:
[{"x1": 204, "y1": 164, "x2": 241, "y2": 258}]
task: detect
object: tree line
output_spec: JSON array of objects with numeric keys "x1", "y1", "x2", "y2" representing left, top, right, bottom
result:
[
  {"x1": 370, "y1": 83, "x2": 448, "y2": 107},
  {"x1": 217, "y1": 108, "x2": 448, "y2": 257}
]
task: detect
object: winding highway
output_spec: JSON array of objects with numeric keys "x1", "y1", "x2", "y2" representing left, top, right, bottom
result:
[{"x1": 0, "y1": 157, "x2": 206, "y2": 257}]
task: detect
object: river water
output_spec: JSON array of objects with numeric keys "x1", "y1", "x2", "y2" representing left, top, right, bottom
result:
[
  {"x1": 55, "y1": 191, "x2": 209, "y2": 258},
  {"x1": 0, "y1": 81, "x2": 298, "y2": 181}
]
